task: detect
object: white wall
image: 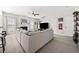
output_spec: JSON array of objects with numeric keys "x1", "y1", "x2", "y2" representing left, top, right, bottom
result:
[
  {"x1": 0, "y1": 16, "x2": 3, "y2": 33},
  {"x1": 0, "y1": 6, "x2": 79, "y2": 36},
  {"x1": 29, "y1": 6, "x2": 78, "y2": 36}
]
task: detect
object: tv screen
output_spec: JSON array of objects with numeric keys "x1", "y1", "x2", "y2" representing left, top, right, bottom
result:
[
  {"x1": 40, "y1": 23, "x2": 49, "y2": 30},
  {"x1": 20, "y1": 26, "x2": 27, "y2": 30}
]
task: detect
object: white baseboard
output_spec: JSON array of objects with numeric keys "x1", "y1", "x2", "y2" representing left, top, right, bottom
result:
[{"x1": 54, "y1": 34, "x2": 73, "y2": 37}]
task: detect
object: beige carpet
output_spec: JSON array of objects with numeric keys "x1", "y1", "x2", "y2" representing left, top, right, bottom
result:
[
  {"x1": 0, "y1": 34, "x2": 79, "y2": 53},
  {"x1": 1, "y1": 34, "x2": 24, "y2": 53},
  {"x1": 5, "y1": 34, "x2": 24, "y2": 53},
  {"x1": 37, "y1": 35, "x2": 79, "y2": 53}
]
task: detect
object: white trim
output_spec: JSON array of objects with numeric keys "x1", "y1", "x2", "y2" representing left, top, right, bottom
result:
[{"x1": 54, "y1": 33, "x2": 73, "y2": 37}]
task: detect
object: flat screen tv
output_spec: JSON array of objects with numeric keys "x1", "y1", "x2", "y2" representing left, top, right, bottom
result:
[
  {"x1": 40, "y1": 23, "x2": 49, "y2": 30},
  {"x1": 20, "y1": 26, "x2": 27, "y2": 31}
]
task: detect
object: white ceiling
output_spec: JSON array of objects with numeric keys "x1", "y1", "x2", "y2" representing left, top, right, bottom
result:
[
  {"x1": 0, "y1": 6, "x2": 79, "y2": 18},
  {"x1": 29, "y1": 6, "x2": 79, "y2": 18}
]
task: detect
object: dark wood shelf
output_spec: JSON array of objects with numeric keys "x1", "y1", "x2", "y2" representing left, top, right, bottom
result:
[
  {"x1": 73, "y1": 11, "x2": 79, "y2": 44},
  {"x1": 74, "y1": 20, "x2": 79, "y2": 21},
  {"x1": 74, "y1": 25, "x2": 79, "y2": 26},
  {"x1": 74, "y1": 30, "x2": 79, "y2": 31}
]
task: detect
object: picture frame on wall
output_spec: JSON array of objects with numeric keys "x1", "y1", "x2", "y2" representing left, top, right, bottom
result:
[
  {"x1": 58, "y1": 17, "x2": 63, "y2": 30},
  {"x1": 20, "y1": 16, "x2": 30, "y2": 25},
  {"x1": 58, "y1": 23, "x2": 63, "y2": 30},
  {"x1": 58, "y1": 17, "x2": 63, "y2": 22},
  {"x1": 21, "y1": 18, "x2": 28, "y2": 24}
]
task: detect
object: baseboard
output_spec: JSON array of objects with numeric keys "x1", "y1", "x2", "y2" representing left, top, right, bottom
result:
[{"x1": 54, "y1": 34, "x2": 73, "y2": 37}]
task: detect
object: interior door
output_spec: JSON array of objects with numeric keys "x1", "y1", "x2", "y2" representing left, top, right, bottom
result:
[{"x1": 64, "y1": 16, "x2": 73, "y2": 36}]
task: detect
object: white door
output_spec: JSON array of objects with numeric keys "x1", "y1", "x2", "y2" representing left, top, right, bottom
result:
[{"x1": 64, "y1": 16, "x2": 73, "y2": 36}]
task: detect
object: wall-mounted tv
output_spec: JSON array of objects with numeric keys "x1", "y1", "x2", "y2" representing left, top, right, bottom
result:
[
  {"x1": 40, "y1": 23, "x2": 49, "y2": 30},
  {"x1": 20, "y1": 26, "x2": 27, "y2": 31}
]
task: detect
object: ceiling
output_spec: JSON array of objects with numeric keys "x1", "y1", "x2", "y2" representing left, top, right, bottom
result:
[{"x1": 0, "y1": 6, "x2": 79, "y2": 18}]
